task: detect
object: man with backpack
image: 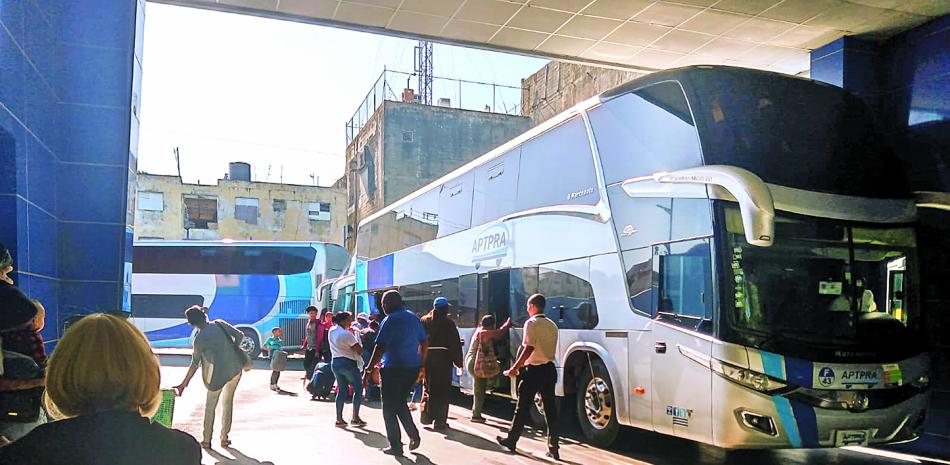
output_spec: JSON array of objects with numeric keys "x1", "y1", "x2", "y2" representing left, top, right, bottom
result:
[{"x1": 174, "y1": 306, "x2": 249, "y2": 449}]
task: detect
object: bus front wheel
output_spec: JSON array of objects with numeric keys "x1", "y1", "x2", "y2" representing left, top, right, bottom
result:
[
  {"x1": 576, "y1": 357, "x2": 619, "y2": 447},
  {"x1": 239, "y1": 328, "x2": 262, "y2": 359}
]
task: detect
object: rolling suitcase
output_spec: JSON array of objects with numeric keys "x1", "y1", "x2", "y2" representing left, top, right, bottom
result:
[{"x1": 307, "y1": 362, "x2": 335, "y2": 400}]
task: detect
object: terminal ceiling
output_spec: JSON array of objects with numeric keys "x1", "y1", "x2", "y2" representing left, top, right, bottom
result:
[{"x1": 155, "y1": 1, "x2": 949, "y2": 75}]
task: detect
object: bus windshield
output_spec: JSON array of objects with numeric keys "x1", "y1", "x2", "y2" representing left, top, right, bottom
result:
[{"x1": 718, "y1": 205, "x2": 923, "y2": 360}]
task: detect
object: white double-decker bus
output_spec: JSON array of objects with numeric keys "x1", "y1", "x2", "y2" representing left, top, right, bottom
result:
[{"x1": 351, "y1": 66, "x2": 931, "y2": 449}]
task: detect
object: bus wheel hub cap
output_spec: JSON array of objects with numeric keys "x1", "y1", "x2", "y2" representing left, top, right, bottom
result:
[
  {"x1": 585, "y1": 377, "x2": 612, "y2": 430},
  {"x1": 240, "y1": 336, "x2": 255, "y2": 352}
]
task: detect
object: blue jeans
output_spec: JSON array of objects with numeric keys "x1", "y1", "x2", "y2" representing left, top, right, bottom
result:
[{"x1": 331, "y1": 357, "x2": 363, "y2": 421}]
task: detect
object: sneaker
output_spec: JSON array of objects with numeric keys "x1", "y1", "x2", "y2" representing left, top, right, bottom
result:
[
  {"x1": 496, "y1": 436, "x2": 516, "y2": 453},
  {"x1": 381, "y1": 447, "x2": 404, "y2": 456},
  {"x1": 220, "y1": 439, "x2": 232, "y2": 448},
  {"x1": 409, "y1": 436, "x2": 421, "y2": 451},
  {"x1": 546, "y1": 448, "x2": 560, "y2": 461},
  {"x1": 350, "y1": 418, "x2": 367, "y2": 427},
  {"x1": 269, "y1": 384, "x2": 278, "y2": 391},
  {"x1": 471, "y1": 416, "x2": 486, "y2": 423},
  {"x1": 335, "y1": 419, "x2": 348, "y2": 428}
]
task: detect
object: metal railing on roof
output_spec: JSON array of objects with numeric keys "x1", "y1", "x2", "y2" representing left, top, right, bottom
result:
[{"x1": 345, "y1": 69, "x2": 526, "y2": 144}]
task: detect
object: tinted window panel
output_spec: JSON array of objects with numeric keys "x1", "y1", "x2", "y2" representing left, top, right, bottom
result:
[
  {"x1": 689, "y1": 69, "x2": 905, "y2": 198},
  {"x1": 438, "y1": 171, "x2": 474, "y2": 237},
  {"x1": 509, "y1": 267, "x2": 539, "y2": 327},
  {"x1": 608, "y1": 190, "x2": 672, "y2": 250},
  {"x1": 132, "y1": 294, "x2": 204, "y2": 319},
  {"x1": 516, "y1": 117, "x2": 599, "y2": 211},
  {"x1": 590, "y1": 82, "x2": 703, "y2": 185},
  {"x1": 133, "y1": 246, "x2": 315, "y2": 275},
  {"x1": 540, "y1": 267, "x2": 597, "y2": 330},
  {"x1": 671, "y1": 198, "x2": 713, "y2": 241},
  {"x1": 473, "y1": 149, "x2": 521, "y2": 226},
  {"x1": 622, "y1": 247, "x2": 654, "y2": 316},
  {"x1": 657, "y1": 238, "x2": 713, "y2": 334},
  {"x1": 457, "y1": 274, "x2": 478, "y2": 328}
]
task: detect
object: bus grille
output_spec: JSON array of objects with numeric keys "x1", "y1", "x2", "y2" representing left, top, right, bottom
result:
[{"x1": 276, "y1": 299, "x2": 310, "y2": 346}]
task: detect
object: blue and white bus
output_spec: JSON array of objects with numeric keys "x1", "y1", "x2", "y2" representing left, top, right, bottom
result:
[
  {"x1": 130, "y1": 240, "x2": 349, "y2": 356},
  {"x1": 351, "y1": 66, "x2": 931, "y2": 449}
]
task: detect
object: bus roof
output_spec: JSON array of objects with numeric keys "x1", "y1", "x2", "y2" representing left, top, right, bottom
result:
[{"x1": 133, "y1": 240, "x2": 340, "y2": 247}]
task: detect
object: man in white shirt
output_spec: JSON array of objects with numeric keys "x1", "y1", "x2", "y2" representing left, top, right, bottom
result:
[{"x1": 496, "y1": 294, "x2": 560, "y2": 460}]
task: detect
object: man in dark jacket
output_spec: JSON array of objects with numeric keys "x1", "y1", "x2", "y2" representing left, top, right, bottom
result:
[{"x1": 419, "y1": 297, "x2": 462, "y2": 430}]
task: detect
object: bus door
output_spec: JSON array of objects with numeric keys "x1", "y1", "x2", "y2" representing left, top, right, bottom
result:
[
  {"x1": 650, "y1": 239, "x2": 714, "y2": 443},
  {"x1": 478, "y1": 269, "x2": 515, "y2": 395}
]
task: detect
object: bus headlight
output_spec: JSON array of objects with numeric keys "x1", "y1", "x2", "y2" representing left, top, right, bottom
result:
[
  {"x1": 911, "y1": 375, "x2": 930, "y2": 390},
  {"x1": 711, "y1": 358, "x2": 787, "y2": 394}
]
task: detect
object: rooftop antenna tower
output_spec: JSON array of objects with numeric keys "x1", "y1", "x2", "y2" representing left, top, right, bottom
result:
[{"x1": 414, "y1": 41, "x2": 433, "y2": 105}]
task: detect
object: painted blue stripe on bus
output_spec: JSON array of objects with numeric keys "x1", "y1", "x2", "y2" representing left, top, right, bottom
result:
[
  {"x1": 771, "y1": 396, "x2": 802, "y2": 448},
  {"x1": 789, "y1": 399, "x2": 821, "y2": 447},
  {"x1": 760, "y1": 351, "x2": 785, "y2": 380},
  {"x1": 367, "y1": 254, "x2": 394, "y2": 290},
  {"x1": 283, "y1": 273, "x2": 312, "y2": 300},
  {"x1": 784, "y1": 356, "x2": 814, "y2": 388},
  {"x1": 208, "y1": 275, "x2": 279, "y2": 324}
]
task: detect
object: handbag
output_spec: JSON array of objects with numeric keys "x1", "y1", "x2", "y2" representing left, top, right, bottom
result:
[
  {"x1": 473, "y1": 334, "x2": 501, "y2": 379},
  {"x1": 216, "y1": 322, "x2": 252, "y2": 372},
  {"x1": 0, "y1": 387, "x2": 43, "y2": 423},
  {"x1": 270, "y1": 350, "x2": 288, "y2": 371},
  {"x1": 465, "y1": 332, "x2": 480, "y2": 375}
]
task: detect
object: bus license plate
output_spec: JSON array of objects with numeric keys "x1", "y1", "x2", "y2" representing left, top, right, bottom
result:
[{"x1": 835, "y1": 429, "x2": 871, "y2": 447}]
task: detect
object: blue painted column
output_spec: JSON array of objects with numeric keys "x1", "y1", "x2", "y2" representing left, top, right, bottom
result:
[
  {"x1": 812, "y1": 16, "x2": 950, "y2": 457},
  {"x1": 0, "y1": 0, "x2": 141, "y2": 342}
]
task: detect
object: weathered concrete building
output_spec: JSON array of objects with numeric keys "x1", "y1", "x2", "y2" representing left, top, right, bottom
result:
[
  {"x1": 521, "y1": 61, "x2": 645, "y2": 125},
  {"x1": 345, "y1": 100, "x2": 532, "y2": 251},
  {"x1": 134, "y1": 170, "x2": 346, "y2": 244}
]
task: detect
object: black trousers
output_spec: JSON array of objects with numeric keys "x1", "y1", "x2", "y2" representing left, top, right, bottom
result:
[
  {"x1": 421, "y1": 351, "x2": 453, "y2": 426},
  {"x1": 380, "y1": 367, "x2": 421, "y2": 452},
  {"x1": 303, "y1": 349, "x2": 317, "y2": 380},
  {"x1": 270, "y1": 371, "x2": 280, "y2": 385},
  {"x1": 505, "y1": 362, "x2": 559, "y2": 450}
]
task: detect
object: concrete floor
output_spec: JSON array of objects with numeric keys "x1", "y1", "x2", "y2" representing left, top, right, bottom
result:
[{"x1": 157, "y1": 357, "x2": 948, "y2": 465}]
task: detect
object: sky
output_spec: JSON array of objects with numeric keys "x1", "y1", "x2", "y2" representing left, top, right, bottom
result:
[{"x1": 138, "y1": 4, "x2": 548, "y2": 187}]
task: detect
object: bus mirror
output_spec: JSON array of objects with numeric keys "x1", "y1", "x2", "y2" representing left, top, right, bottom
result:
[{"x1": 644, "y1": 165, "x2": 774, "y2": 247}]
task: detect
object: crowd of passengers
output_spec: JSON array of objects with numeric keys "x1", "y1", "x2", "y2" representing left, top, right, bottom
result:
[{"x1": 0, "y1": 242, "x2": 561, "y2": 464}]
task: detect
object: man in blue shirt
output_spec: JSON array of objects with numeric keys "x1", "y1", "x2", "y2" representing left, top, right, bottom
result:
[{"x1": 362, "y1": 290, "x2": 428, "y2": 456}]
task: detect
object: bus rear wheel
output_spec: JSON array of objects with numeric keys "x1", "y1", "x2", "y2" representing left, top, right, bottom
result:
[
  {"x1": 239, "y1": 328, "x2": 262, "y2": 359},
  {"x1": 576, "y1": 357, "x2": 619, "y2": 447}
]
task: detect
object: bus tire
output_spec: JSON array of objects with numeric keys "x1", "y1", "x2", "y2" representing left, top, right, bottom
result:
[
  {"x1": 576, "y1": 357, "x2": 619, "y2": 447},
  {"x1": 238, "y1": 328, "x2": 262, "y2": 359},
  {"x1": 529, "y1": 393, "x2": 562, "y2": 431}
]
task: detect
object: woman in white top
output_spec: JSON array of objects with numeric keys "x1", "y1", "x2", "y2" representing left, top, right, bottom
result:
[{"x1": 328, "y1": 311, "x2": 366, "y2": 427}]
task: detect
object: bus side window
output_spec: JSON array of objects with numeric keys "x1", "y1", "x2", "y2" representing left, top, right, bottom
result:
[
  {"x1": 509, "y1": 267, "x2": 539, "y2": 326},
  {"x1": 623, "y1": 247, "x2": 655, "y2": 317},
  {"x1": 654, "y1": 238, "x2": 713, "y2": 334},
  {"x1": 539, "y1": 262, "x2": 597, "y2": 330}
]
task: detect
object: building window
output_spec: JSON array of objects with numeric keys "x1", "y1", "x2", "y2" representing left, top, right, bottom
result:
[
  {"x1": 137, "y1": 191, "x2": 164, "y2": 211},
  {"x1": 184, "y1": 197, "x2": 217, "y2": 229},
  {"x1": 309, "y1": 202, "x2": 331, "y2": 221},
  {"x1": 235, "y1": 197, "x2": 259, "y2": 225},
  {"x1": 273, "y1": 199, "x2": 286, "y2": 213}
]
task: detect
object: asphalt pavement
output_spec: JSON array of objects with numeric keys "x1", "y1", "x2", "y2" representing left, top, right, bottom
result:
[{"x1": 157, "y1": 355, "x2": 948, "y2": 465}]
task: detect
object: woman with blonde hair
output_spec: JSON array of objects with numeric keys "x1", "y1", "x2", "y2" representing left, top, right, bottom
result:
[{"x1": 0, "y1": 313, "x2": 201, "y2": 464}]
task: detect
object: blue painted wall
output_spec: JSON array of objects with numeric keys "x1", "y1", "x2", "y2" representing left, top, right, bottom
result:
[
  {"x1": 812, "y1": 15, "x2": 950, "y2": 456},
  {"x1": 0, "y1": 0, "x2": 142, "y2": 343}
]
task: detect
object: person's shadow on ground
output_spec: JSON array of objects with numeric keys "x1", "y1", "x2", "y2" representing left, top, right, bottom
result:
[
  {"x1": 275, "y1": 388, "x2": 298, "y2": 396},
  {"x1": 205, "y1": 446, "x2": 275, "y2": 465},
  {"x1": 347, "y1": 428, "x2": 437, "y2": 464}
]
